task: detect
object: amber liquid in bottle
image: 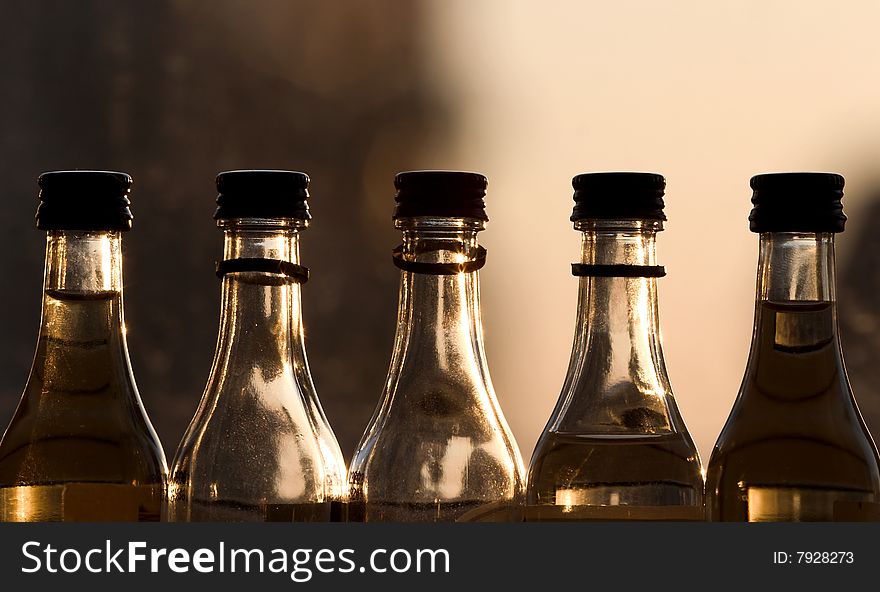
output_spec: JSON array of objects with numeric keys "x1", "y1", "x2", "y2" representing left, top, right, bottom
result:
[
  {"x1": 529, "y1": 434, "x2": 702, "y2": 520},
  {"x1": 707, "y1": 230, "x2": 880, "y2": 521},
  {"x1": 0, "y1": 231, "x2": 166, "y2": 522},
  {"x1": 708, "y1": 300, "x2": 880, "y2": 521}
]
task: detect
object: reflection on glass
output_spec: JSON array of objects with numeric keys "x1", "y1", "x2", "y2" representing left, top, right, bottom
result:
[
  {"x1": 349, "y1": 172, "x2": 524, "y2": 522},
  {"x1": 169, "y1": 172, "x2": 344, "y2": 522},
  {"x1": 528, "y1": 174, "x2": 703, "y2": 521}
]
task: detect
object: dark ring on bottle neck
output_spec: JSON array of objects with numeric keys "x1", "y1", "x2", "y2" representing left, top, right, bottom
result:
[
  {"x1": 571, "y1": 264, "x2": 666, "y2": 278},
  {"x1": 392, "y1": 245, "x2": 487, "y2": 275},
  {"x1": 215, "y1": 258, "x2": 310, "y2": 283}
]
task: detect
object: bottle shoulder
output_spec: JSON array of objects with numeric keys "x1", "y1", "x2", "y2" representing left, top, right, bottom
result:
[
  {"x1": 174, "y1": 379, "x2": 325, "y2": 468},
  {"x1": 714, "y1": 374, "x2": 876, "y2": 449},
  {"x1": 708, "y1": 387, "x2": 880, "y2": 499},
  {"x1": 350, "y1": 423, "x2": 524, "y2": 503},
  {"x1": 0, "y1": 383, "x2": 166, "y2": 487},
  {"x1": 547, "y1": 378, "x2": 691, "y2": 436}
]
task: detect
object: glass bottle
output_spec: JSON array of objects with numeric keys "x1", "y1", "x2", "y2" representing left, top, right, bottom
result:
[
  {"x1": 527, "y1": 172, "x2": 703, "y2": 521},
  {"x1": 706, "y1": 172, "x2": 880, "y2": 521},
  {"x1": 168, "y1": 170, "x2": 345, "y2": 522},
  {"x1": 348, "y1": 171, "x2": 525, "y2": 522},
  {"x1": 0, "y1": 171, "x2": 167, "y2": 522}
]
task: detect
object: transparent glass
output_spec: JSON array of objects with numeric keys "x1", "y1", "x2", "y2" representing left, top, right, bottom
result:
[
  {"x1": 0, "y1": 230, "x2": 167, "y2": 522},
  {"x1": 348, "y1": 216, "x2": 525, "y2": 522},
  {"x1": 167, "y1": 218, "x2": 345, "y2": 522},
  {"x1": 706, "y1": 232, "x2": 880, "y2": 521},
  {"x1": 527, "y1": 220, "x2": 703, "y2": 521}
]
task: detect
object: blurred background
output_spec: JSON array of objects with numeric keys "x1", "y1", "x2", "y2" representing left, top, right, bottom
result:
[{"x1": 1, "y1": 0, "x2": 879, "y2": 465}]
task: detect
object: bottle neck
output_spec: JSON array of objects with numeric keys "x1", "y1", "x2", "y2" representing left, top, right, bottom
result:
[
  {"x1": 213, "y1": 219, "x2": 306, "y2": 381},
  {"x1": 390, "y1": 216, "x2": 489, "y2": 393},
  {"x1": 578, "y1": 219, "x2": 667, "y2": 388},
  {"x1": 756, "y1": 232, "x2": 836, "y2": 303},
  {"x1": 44, "y1": 230, "x2": 124, "y2": 295},
  {"x1": 551, "y1": 220, "x2": 674, "y2": 434},
  {"x1": 41, "y1": 230, "x2": 126, "y2": 331},
  {"x1": 33, "y1": 230, "x2": 130, "y2": 393},
  {"x1": 744, "y1": 232, "x2": 843, "y2": 392}
]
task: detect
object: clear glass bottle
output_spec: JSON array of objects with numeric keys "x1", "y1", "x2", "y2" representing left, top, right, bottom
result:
[
  {"x1": 707, "y1": 172, "x2": 880, "y2": 521},
  {"x1": 168, "y1": 170, "x2": 345, "y2": 522},
  {"x1": 348, "y1": 171, "x2": 525, "y2": 522},
  {"x1": 0, "y1": 171, "x2": 167, "y2": 522},
  {"x1": 527, "y1": 172, "x2": 703, "y2": 521}
]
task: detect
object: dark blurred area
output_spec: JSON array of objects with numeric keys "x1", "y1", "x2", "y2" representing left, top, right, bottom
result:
[
  {"x1": 839, "y1": 187, "x2": 880, "y2": 440},
  {"x1": 0, "y1": 0, "x2": 452, "y2": 458}
]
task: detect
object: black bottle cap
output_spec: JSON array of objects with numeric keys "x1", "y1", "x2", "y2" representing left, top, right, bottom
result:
[
  {"x1": 214, "y1": 170, "x2": 311, "y2": 220},
  {"x1": 571, "y1": 172, "x2": 666, "y2": 221},
  {"x1": 749, "y1": 172, "x2": 846, "y2": 233},
  {"x1": 36, "y1": 170, "x2": 134, "y2": 231},
  {"x1": 393, "y1": 170, "x2": 489, "y2": 221}
]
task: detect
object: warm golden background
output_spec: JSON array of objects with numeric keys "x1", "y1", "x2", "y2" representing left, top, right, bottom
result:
[{"x1": 1, "y1": 1, "x2": 879, "y2": 464}]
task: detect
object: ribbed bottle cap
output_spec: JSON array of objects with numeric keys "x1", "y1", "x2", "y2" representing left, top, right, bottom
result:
[
  {"x1": 393, "y1": 170, "x2": 489, "y2": 221},
  {"x1": 571, "y1": 172, "x2": 666, "y2": 221},
  {"x1": 749, "y1": 172, "x2": 846, "y2": 233},
  {"x1": 214, "y1": 170, "x2": 311, "y2": 220},
  {"x1": 36, "y1": 170, "x2": 133, "y2": 231}
]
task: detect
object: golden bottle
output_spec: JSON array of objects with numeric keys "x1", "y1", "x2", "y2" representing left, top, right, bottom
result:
[{"x1": 0, "y1": 171, "x2": 167, "y2": 522}]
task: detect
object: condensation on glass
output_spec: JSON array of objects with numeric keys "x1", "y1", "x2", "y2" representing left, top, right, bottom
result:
[
  {"x1": 168, "y1": 217, "x2": 345, "y2": 522},
  {"x1": 348, "y1": 216, "x2": 525, "y2": 522},
  {"x1": 527, "y1": 219, "x2": 703, "y2": 521}
]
